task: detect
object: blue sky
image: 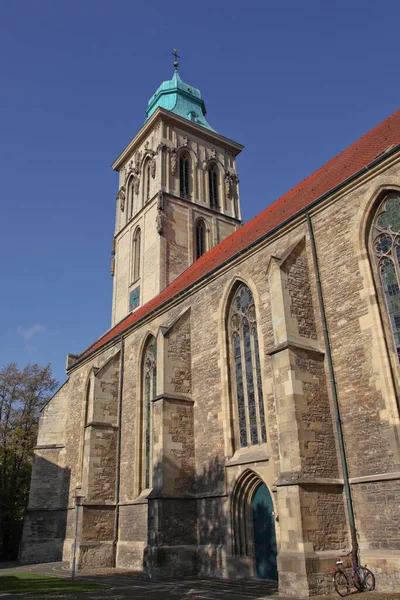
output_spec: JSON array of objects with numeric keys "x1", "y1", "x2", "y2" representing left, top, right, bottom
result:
[{"x1": 1, "y1": 0, "x2": 399, "y2": 386}]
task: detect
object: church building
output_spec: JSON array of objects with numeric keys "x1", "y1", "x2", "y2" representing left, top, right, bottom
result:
[{"x1": 20, "y1": 62, "x2": 400, "y2": 597}]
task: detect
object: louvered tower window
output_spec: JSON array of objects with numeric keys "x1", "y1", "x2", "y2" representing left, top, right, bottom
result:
[
  {"x1": 195, "y1": 219, "x2": 206, "y2": 259},
  {"x1": 146, "y1": 162, "x2": 151, "y2": 202},
  {"x1": 129, "y1": 178, "x2": 135, "y2": 219},
  {"x1": 179, "y1": 154, "x2": 190, "y2": 197},
  {"x1": 209, "y1": 165, "x2": 219, "y2": 209}
]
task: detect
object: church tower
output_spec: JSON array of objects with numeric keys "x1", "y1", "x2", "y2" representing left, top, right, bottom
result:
[{"x1": 110, "y1": 60, "x2": 244, "y2": 326}]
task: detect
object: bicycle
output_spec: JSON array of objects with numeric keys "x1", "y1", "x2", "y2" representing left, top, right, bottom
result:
[{"x1": 332, "y1": 550, "x2": 375, "y2": 596}]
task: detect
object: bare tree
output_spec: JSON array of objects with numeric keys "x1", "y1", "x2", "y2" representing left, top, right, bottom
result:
[{"x1": 0, "y1": 363, "x2": 58, "y2": 559}]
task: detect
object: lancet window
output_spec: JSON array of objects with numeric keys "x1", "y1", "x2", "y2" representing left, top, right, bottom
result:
[
  {"x1": 129, "y1": 178, "x2": 135, "y2": 219},
  {"x1": 370, "y1": 193, "x2": 400, "y2": 360},
  {"x1": 143, "y1": 159, "x2": 151, "y2": 204},
  {"x1": 179, "y1": 154, "x2": 190, "y2": 197},
  {"x1": 132, "y1": 227, "x2": 141, "y2": 282},
  {"x1": 195, "y1": 219, "x2": 206, "y2": 259},
  {"x1": 228, "y1": 284, "x2": 267, "y2": 448},
  {"x1": 142, "y1": 336, "x2": 157, "y2": 490},
  {"x1": 208, "y1": 164, "x2": 219, "y2": 209}
]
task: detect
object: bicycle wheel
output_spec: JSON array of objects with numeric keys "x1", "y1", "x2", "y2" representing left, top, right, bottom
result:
[
  {"x1": 354, "y1": 567, "x2": 375, "y2": 592},
  {"x1": 334, "y1": 569, "x2": 350, "y2": 597}
]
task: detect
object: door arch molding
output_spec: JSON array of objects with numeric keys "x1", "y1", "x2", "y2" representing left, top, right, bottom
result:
[{"x1": 231, "y1": 469, "x2": 277, "y2": 580}]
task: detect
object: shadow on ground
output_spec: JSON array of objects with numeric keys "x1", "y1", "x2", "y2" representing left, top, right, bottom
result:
[{"x1": 1, "y1": 562, "x2": 399, "y2": 600}]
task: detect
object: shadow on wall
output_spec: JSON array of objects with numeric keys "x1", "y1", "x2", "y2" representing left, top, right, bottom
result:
[
  {"x1": 196, "y1": 454, "x2": 227, "y2": 538},
  {"x1": 196, "y1": 455, "x2": 229, "y2": 578},
  {"x1": 18, "y1": 456, "x2": 70, "y2": 565},
  {"x1": 142, "y1": 453, "x2": 229, "y2": 578}
]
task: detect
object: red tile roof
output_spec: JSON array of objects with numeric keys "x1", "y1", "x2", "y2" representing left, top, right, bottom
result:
[{"x1": 74, "y1": 109, "x2": 400, "y2": 365}]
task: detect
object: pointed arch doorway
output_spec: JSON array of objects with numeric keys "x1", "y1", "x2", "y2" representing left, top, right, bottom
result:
[{"x1": 232, "y1": 471, "x2": 278, "y2": 581}]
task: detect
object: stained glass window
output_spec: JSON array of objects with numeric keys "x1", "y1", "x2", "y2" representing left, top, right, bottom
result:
[
  {"x1": 143, "y1": 337, "x2": 157, "y2": 490},
  {"x1": 371, "y1": 194, "x2": 400, "y2": 360},
  {"x1": 229, "y1": 284, "x2": 267, "y2": 448},
  {"x1": 253, "y1": 328, "x2": 267, "y2": 443}
]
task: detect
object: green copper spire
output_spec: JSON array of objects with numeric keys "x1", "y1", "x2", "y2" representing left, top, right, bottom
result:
[{"x1": 145, "y1": 65, "x2": 215, "y2": 132}]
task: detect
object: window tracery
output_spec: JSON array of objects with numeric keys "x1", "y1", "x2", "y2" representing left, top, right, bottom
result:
[
  {"x1": 370, "y1": 193, "x2": 400, "y2": 360},
  {"x1": 142, "y1": 337, "x2": 157, "y2": 491},
  {"x1": 228, "y1": 284, "x2": 267, "y2": 448}
]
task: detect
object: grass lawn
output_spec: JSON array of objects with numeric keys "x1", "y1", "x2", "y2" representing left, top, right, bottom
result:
[{"x1": 0, "y1": 573, "x2": 108, "y2": 595}]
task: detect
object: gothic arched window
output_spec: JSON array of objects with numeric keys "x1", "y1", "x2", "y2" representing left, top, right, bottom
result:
[
  {"x1": 179, "y1": 154, "x2": 190, "y2": 197},
  {"x1": 370, "y1": 193, "x2": 400, "y2": 360},
  {"x1": 143, "y1": 159, "x2": 151, "y2": 205},
  {"x1": 195, "y1": 219, "x2": 206, "y2": 259},
  {"x1": 141, "y1": 336, "x2": 157, "y2": 491},
  {"x1": 208, "y1": 164, "x2": 219, "y2": 209},
  {"x1": 132, "y1": 227, "x2": 141, "y2": 282},
  {"x1": 129, "y1": 178, "x2": 135, "y2": 219},
  {"x1": 228, "y1": 284, "x2": 267, "y2": 448}
]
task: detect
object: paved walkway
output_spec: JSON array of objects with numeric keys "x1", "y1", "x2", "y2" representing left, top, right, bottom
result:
[
  {"x1": 0, "y1": 562, "x2": 280, "y2": 599},
  {"x1": 1, "y1": 562, "x2": 399, "y2": 600}
]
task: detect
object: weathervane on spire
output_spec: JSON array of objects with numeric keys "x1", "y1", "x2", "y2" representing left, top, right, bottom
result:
[{"x1": 172, "y1": 48, "x2": 181, "y2": 70}]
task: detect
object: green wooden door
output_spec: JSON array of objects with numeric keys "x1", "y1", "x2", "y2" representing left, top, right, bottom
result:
[{"x1": 252, "y1": 483, "x2": 278, "y2": 580}]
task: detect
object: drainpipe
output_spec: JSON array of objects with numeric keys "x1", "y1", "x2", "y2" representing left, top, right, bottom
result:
[
  {"x1": 306, "y1": 211, "x2": 359, "y2": 559},
  {"x1": 113, "y1": 334, "x2": 124, "y2": 567}
]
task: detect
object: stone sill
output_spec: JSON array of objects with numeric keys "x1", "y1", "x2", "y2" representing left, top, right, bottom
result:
[
  {"x1": 349, "y1": 470, "x2": 400, "y2": 484},
  {"x1": 85, "y1": 421, "x2": 118, "y2": 429},
  {"x1": 152, "y1": 392, "x2": 194, "y2": 405},
  {"x1": 275, "y1": 472, "x2": 344, "y2": 487},
  {"x1": 360, "y1": 549, "x2": 400, "y2": 558},
  {"x1": 267, "y1": 338, "x2": 324, "y2": 357},
  {"x1": 226, "y1": 445, "x2": 271, "y2": 467}
]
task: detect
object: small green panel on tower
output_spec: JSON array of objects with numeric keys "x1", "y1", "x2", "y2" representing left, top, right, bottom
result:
[{"x1": 129, "y1": 286, "x2": 140, "y2": 311}]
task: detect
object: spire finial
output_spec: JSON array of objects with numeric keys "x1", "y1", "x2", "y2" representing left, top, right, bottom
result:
[{"x1": 172, "y1": 48, "x2": 181, "y2": 71}]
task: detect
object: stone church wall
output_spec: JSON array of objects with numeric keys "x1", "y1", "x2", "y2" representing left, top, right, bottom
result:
[
  {"x1": 19, "y1": 382, "x2": 70, "y2": 564},
  {"x1": 21, "y1": 155, "x2": 400, "y2": 594},
  {"x1": 307, "y1": 162, "x2": 400, "y2": 589}
]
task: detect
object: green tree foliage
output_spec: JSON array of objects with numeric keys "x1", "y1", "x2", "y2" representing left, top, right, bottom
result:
[{"x1": 0, "y1": 363, "x2": 58, "y2": 559}]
